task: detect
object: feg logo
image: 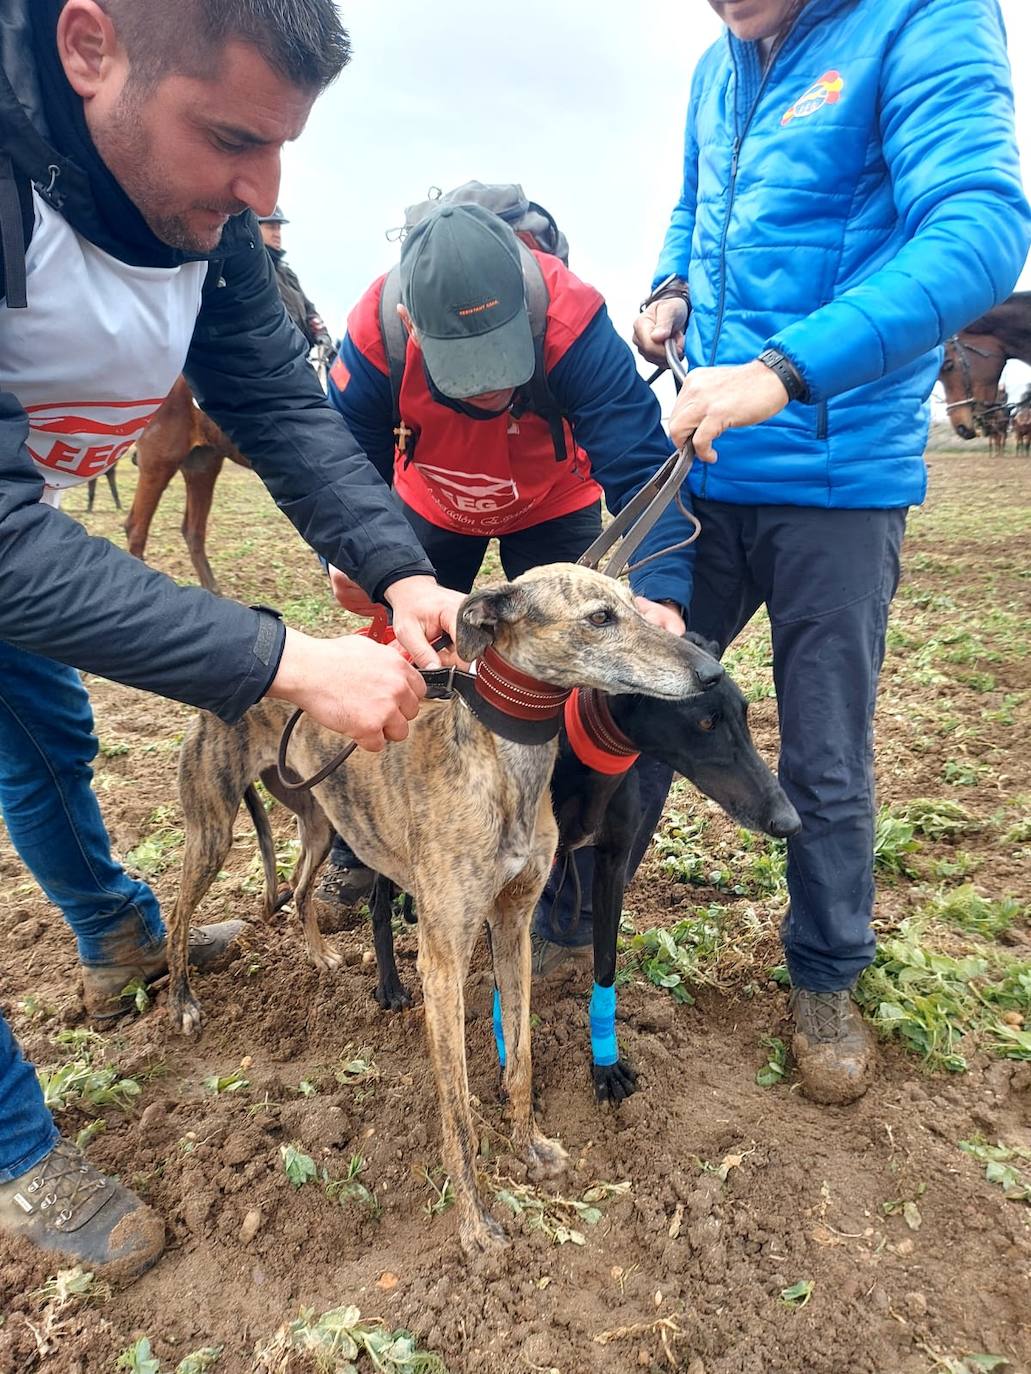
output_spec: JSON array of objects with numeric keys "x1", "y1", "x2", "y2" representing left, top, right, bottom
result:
[
  {"x1": 25, "y1": 398, "x2": 164, "y2": 484},
  {"x1": 781, "y1": 70, "x2": 845, "y2": 126},
  {"x1": 415, "y1": 461, "x2": 519, "y2": 514}
]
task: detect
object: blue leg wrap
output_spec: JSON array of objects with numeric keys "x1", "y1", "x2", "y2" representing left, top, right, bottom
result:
[
  {"x1": 590, "y1": 981, "x2": 618, "y2": 1067},
  {"x1": 492, "y1": 986, "x2": 507, "y2": 1068}
]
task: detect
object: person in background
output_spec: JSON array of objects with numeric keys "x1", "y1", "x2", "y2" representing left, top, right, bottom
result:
[{"x1": 257, "y1": 203, "x2": 334, "y2": 356}]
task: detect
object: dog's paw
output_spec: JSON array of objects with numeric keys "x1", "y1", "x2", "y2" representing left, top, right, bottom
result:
[
  {"x1": 524, "y1": 1133, "x2": 568, "y2": 1180},
  {"x1": 460, "y1": 1210, "x2": 508, "y2": 1259},
  {"x1": 308, "y1": 941, "x2": 343, "y2": 973},
  {"x1": 168, "y1": 992, "x2": 204, "y2": 1037},
  {"x1": 374, "y1": 979, "x2": 413, "y2": 1012},
  {"x1": 593, "y1": 1058, "x2": 638, "y2": 1105}
]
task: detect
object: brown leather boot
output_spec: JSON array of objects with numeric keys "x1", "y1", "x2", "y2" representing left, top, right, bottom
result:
[
  {"x1": 789, "y1": 988, "x2": 874, "y2": 1105},
  {"x1": 81, "y1": 920, "x2": 245, "y2": 1020},
  {"x1": 0, "y1": 1139, "x2": 164, "y2": 1281}
]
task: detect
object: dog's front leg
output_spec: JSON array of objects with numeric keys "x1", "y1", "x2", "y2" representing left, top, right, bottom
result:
[
  {"x1": 491, "y1": 866, "x2": 568, "y2": 1182},
  {"x1": 417, "y1": 915, "x2": 506, "y2": 1257}
]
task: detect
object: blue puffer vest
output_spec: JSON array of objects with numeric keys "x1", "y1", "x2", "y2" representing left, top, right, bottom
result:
[{"x1": 655, "y1": 0, "x2": 1030, "y2": 508}]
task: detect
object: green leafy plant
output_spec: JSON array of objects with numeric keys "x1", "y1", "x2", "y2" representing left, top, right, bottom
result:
[
  {"x1": 252, "y1": 1305, "x2": 448, "y2": 1374},
  {"x1": 417, "y1": 1166, "x2": 455, "y2": 1218},
  {"x1": 31, "y1": 1266, "x2": 111, "y2": 1309},
  {"x1": 928, "y1": 885, "x2": 1024, "y2": 939},
  {"x1": 280, "y1": 1143, "x2": 318, "y2": 1189},
  {"x1": 959, "y1": 1139, "x2": 1031, "y2": 1203},
  {"x1": 756, "y1": 1035, "x2": 788, "y2": 1087},
  {"x1": 324, "y1": 1155, "x2": 379, "y2": 1215},
  {"x1": 873, "y1": 808, "x2": 920, "y2": 876},
  {"x1": 888, "y1": 797, "x2": 974, "y2": 840},
  {"x1": 39, "y1": 1059, "x2": 141, "y2": 1113},
  {"x1": 203, "y1": 1069, "x2": 251, "y2": 1095},
  {"x1": 780, "y1": 1280, "x2": 814, "y2": 1309},
  {"x1": 493, "y1": 1178, "x2": 630, "y2": 1247},
  {"x1": 117, "y1": 1338, "x2": 161, "y2": 1374},
  {"x1": 121, "y1": 977, "x2": 152, "y2": 1014}
]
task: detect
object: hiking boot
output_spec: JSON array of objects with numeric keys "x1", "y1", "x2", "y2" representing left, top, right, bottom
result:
[
  {"x1": 315, "y1": 859, "x2": 375, "y2": 906},
  {"x1": 81, "y1": 920, "x2": 245, "y2": 1020},
  {"x1": 0, "y1": 1139, "x2": 164, "y2": 1281},
  {"x1": 789, "y1": 988, "x2": 874, "y2": 1105},
  {"x1": 530, "y1": 928, "x2": 593, "y2": 980}
]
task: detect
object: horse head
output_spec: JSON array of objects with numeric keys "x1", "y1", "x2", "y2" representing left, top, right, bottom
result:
[{"x1": 939, "y1": 332, "x2": 1008, "y2": 441}]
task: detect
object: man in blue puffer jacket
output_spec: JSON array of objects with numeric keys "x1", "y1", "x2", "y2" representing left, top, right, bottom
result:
[{"x1": 634, "y1": 0, "x2": 1030, "y2": 1104}]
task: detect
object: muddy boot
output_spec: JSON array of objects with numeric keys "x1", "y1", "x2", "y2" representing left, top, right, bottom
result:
[
  {"x1": 0, "y1": 1139, "x2": 164, "y2": 1281},
  {"x1": 789, "y1": 988, "x2": 874, "y2": 1105},
  {"x1": 530, "y1": 929, "x2": 593, "y2": 980},
  {"x1": 81, "y1": 920, "x2": 245, "y2": 1021},
  {"x1": 315, "y1": 857, "x2": 375, "y2": 906}
]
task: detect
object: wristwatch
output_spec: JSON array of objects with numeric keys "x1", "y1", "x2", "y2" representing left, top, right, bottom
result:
[{"x1": 756, "y1": 348, "x2": 809, "y2": 403}]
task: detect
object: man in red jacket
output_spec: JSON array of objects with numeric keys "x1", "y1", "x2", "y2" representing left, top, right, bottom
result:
[{"x1": 325, "y1": 203, "x2": 692, "y2": 926}]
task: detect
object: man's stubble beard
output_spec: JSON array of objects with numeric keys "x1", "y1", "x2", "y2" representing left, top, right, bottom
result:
[{"x1": 90, "y1": 84, "x2": 222, "y2": 254}]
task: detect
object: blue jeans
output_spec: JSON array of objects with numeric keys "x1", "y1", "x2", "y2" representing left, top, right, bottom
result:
[{"x1": 0, "y1": 641, "x2": 164, "y2": 1179}]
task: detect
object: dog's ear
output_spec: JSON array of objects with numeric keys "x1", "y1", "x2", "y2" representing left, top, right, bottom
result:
[
  {"x1": 456, "y1": 583, "x2": 523, "y2": 660},
  {"x1": 685, "y1": 629, "x2": 721, "y2": 660}
]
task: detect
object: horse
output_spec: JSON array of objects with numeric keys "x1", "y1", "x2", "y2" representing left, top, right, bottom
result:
[
  {"x1": 981, "y1": 385, "x2": 1009, "y2": 457},
  {"x1": 1013, "y1": 389, "x2": 1031, "y2": 457},
  {"x1": 939, "y1": 291, "x2": 1031, "y2": 443},
  {"x1": 123, "y1": 377, "x2": 249, "y2": 595}
]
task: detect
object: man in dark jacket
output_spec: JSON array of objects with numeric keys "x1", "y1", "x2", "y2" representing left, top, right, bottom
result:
[
  {"x1": 0, "y1": 0, "x2": 462, "y2": 1280},
  {"x1": 258, "y1": 203, "x2": 334, "y2": 353},
  {"x1": 633, "y1": 0, "x2": 1029, "y2": 1104}
]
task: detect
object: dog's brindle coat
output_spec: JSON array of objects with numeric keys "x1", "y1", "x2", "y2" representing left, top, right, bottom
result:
[
  {"x1": 168, "y1": 564, "x2": 722, "y2": 1255},
  {"x1": 370, "y1": 635, "x2": 802, "y2": 1101}
]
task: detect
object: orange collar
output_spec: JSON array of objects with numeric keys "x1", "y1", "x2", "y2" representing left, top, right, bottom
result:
[{"x1": 563, "y1": 688, "x2": 639, "y2": 775}]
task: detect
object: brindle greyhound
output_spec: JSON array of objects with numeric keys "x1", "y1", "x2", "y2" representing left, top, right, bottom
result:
[{"x1": 167, "y1": 563, "x2": 722, "y2": 1254}]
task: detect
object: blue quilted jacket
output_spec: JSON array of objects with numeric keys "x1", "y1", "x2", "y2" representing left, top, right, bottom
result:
[{"x1": 655, "y1": 0, "x2": 1030, "y2": 508}]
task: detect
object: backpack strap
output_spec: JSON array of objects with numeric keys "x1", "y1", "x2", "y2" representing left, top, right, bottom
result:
[
  {"x1": 0, "y1": 153, "x2": 31, "y2": 309},
  {"x1": 514, "y1": 243, "x2": 568, "y2": 463},
  {"x1": 377, "y1": 265, "x2": 413, "y2": 461}
]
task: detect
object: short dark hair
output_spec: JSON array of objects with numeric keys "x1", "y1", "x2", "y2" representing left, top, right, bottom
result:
[{"x1": 100, "y1": 0, "x2": 351, "y2": 92}]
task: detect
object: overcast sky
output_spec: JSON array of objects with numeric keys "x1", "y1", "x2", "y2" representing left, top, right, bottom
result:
[{"x1": 280, "y1": 0, "x2": 1031, "y2": 404}]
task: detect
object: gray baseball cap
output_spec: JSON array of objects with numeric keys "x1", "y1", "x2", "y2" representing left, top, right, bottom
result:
[{"x1": 399, "y1": 203, "x2": 535, "y2": 400}]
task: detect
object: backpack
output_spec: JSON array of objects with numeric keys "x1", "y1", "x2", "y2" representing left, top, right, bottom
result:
[{"x1": 378, "y1": 182, "x2": 570, "y2": 466}]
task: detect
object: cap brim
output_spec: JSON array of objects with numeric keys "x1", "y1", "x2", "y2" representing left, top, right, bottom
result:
[{"x1": 420, "y1": 309, "x2": 536, "y2": 400}]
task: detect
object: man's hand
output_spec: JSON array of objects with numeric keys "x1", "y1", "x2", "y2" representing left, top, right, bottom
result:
[
  {"x1": 633, "y1": 297, "x2": 689, "y2": 367},
  {"x1": 634, "y1": 595, "x2": 686, "y2": 637},
  {"x1": 385, "y1": 575, "x2": 465, "y2": 669},
  {"x1": 328, "y1": 565, "x2": 380, "y2": 618},
  {"x1": 267, "y1": 629, "x2": 426, "y2": 752},
  {"x1": 670, "y1": 359, "x2": 789, "y2": 462}
]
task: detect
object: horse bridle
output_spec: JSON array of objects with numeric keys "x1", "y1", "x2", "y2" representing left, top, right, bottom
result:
[{"x1": 943, "y1": 334, "x2": 1010, "y2": 422}]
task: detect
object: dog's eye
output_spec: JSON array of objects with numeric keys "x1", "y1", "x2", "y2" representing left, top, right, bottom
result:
[
  {"x1": 587, "y1": 609, "x2": 614, "y2": 627},
  {"x1": 698, "y1": 712, "x2": 721, "y2": 732}
]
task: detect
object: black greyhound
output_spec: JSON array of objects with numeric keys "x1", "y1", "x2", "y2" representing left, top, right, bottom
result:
[{"x1": 369, "y1": 634, "x2": 800, "y2": 1103}]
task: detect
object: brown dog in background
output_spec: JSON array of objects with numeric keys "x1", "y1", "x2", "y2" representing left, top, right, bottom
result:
[{"x1": 167, "y1": 563, "x2": 721, "y2": 1254}]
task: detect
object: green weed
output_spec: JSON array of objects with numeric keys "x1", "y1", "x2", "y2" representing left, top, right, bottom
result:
[
  {"x1": 887, "y1": 797, "x2": 974, "y2": 840},
  {"x1": 780, "y1": 1280, "x2": 814, "y2": 1309},
  {"x1": 324, "y1": 1155, "x2": 379, "y2": 1215},
  {"x1": 203, "y1": 1069, "x2": 251, "y2": 1095},
  {"x1": 924, "y1": 885, "x2": 1024, "y2": 940},
  {"x1": 280, "y1": 1143, "x2": 318, "y2": 1189},
  {"x1": 493, "y1": 1178, "x2": 630, "y2": 1247},
  {"x1": 958, "y1": 1139, "x2": 1031, "y2": 1203},
  {"x1": 253, "y1": 1305, "x2": 448, "y2": 1374},
  {"x1": 872, "y1": 807, "x2": 920, "y2": 876},
  {"x1": 756, "y1": 1035, "x2": 789, "y2": 1087}
]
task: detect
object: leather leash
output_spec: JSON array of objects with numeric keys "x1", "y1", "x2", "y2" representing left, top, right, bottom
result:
[{"x1": 575, "y1": 338, "x2": 699, "y2": 578}]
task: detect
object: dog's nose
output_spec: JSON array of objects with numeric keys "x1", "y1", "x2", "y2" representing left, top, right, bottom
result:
[
  {"x1": 768, "y1": 800, "x2": 802, "y2": 838},
  {"x1": 957, "y1": 425, "x2": 976, "y2": 441},
  {"x1": 694, "y1": 656, "x2": 724, "y2": 688}
]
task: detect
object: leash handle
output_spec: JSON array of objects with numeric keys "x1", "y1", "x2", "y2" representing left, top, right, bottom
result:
[
  {"x1": 276, "y1": 707, "x2": 359, "y2": 793},
  {"x1": 665, "y1": 336, "x2": 688, "y2": 385},
  {"x1": 576, "y1": 443, "x2": 699, "y2": 579}
]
